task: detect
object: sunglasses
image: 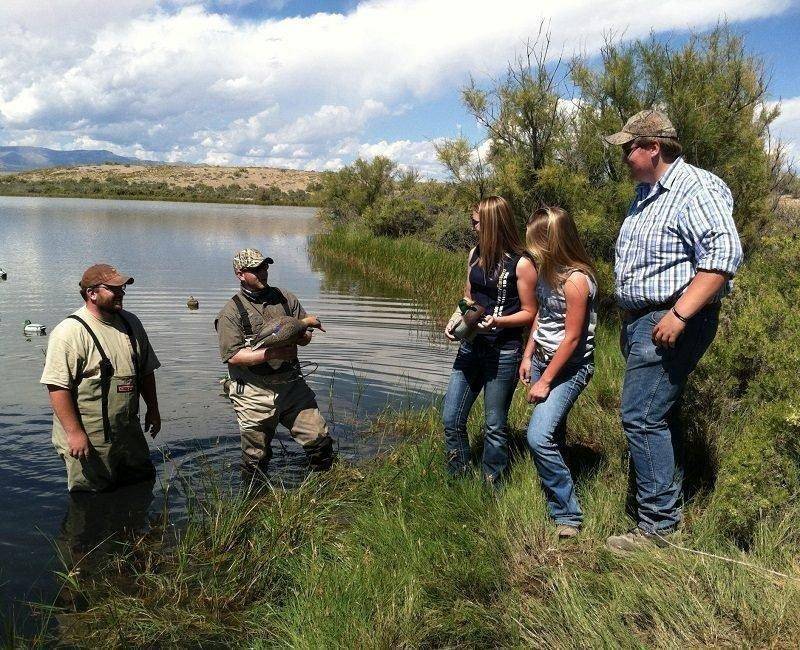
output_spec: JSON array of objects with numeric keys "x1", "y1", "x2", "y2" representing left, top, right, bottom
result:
[
  {"x1": 622, "y1": 142, "x2": 641, "y2": 158},
  {"x1": 91, "y1": 284, "x2": 126, "y2": 295},
  {"x1": 471, "y1": 217, "x2": 480, "y2": 228}
]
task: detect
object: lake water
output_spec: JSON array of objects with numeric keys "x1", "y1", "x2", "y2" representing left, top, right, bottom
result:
[{"x1": 0, "y1": 196, "x2": 455, "y2": 621}]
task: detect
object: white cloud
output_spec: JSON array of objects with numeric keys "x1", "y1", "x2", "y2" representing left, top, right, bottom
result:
[
  {"x1": 0, "y1": 0, "x2": 793, "y2": 170},
  {"x1": 771, "y1": 96, "x2": 800, "y2": 160}
]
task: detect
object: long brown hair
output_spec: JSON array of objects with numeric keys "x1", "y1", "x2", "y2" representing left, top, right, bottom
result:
[
  {"x1": 525, "y1": 206, "x2": 596, "y2": 289},
  {"x1": 475, "y1": 196, "x2": 525, "y2": 272}
]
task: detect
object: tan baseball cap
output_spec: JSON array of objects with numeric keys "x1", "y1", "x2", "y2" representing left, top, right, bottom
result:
[
  {"x1": 604, "y1": 109, "x2": 678, "y2": 145},
  {"x1": 79, "y1": 264, "x2": 134, "y2": 289},
  {"x1": 233, "y1": 248, "x2": 274, "y2": 272}
]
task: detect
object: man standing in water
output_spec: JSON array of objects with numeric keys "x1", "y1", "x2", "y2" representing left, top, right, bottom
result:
[
  {"x1": 41, "y1": 264, "x2": 162, "y2": 492},
  {"x1": 603, "y1": 110, "x2": 743, "y2": 552},
  {"x1": 216, "y1": 248, "x2": 334, "y2": 480}
]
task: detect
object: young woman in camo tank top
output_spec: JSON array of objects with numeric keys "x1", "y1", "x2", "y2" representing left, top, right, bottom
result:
[
  {"x1": 520, "y1": 206, "x2": 597, "y2": 538},
  {"x1": 442, "y1": 196, "x2": 537, "y2": 484}
]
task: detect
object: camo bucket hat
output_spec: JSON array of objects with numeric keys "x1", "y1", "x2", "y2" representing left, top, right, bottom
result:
[{"x1": 233, "y1": 248, "x2": 274, "y2": 272}]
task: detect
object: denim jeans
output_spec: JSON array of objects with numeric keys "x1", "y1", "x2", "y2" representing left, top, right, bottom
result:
[
  {"x1": 442, "y1": 339, "x2": 521, "y2": 482},
  {"x1": 620, "y1": 304, "x2": 720, "y2": 533},
  {"x1": 526, "y1": 356, "x2": 593, "y2": 526}
]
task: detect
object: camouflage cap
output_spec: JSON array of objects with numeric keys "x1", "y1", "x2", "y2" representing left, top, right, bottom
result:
[
  {"x1": 233, "y1": 248, "x2": 274, "y2": 272},
  {"x1": 79, "y1": 263, "x2": 134, "y2": 289},
  {"x1": 603, "y1": 109, "x2": 678, "y2": 145}
]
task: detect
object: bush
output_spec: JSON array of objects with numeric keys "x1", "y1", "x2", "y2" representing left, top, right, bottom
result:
[
  {"x1": 687, "y1": 233, "x2": 800, "y2": 542},
  {"x1": 363, "y1": 196, "x2": 431, "y2": 238},
  {"x1": 426, "y1": 212, "x2": 476, "y2": 252},
  {"x1": 317, "y1": 156, "x2": 397, "y2": 224}
]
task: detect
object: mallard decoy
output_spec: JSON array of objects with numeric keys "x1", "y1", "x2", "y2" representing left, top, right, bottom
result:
[
  {"x1": 187, "y1": 296, "x2": 199, "y2": 310},
  {"x1": 23, "y1": 319, "x2": 46, "y2": 335},
  {"x1": 0, "y1": 267, "x2": 7, "y2": 280}
]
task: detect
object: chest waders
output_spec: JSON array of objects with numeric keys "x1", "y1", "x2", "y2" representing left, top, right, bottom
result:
[
  {"x1": 230, "y1": 294, "x2": 296, "y2": 388},
  {"x1": 67, "y1": 314, "x2": 140, "y2": 443}
]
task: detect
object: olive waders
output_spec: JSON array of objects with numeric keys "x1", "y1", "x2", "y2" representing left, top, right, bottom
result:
[
  {"x1": 225, "y1": 294, "x2": 334, "y2": 479},
  {"x1": 53, "y1": 315, "x2": 155, "y2": 492}
]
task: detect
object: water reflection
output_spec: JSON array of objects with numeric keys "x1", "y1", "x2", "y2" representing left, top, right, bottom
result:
[{"x1": 58, "y1": 480, "x2": 156, "y2": 560}]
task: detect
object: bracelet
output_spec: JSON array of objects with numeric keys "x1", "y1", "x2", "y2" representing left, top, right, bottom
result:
[{"x1": 671, "y1": 306, "x2": 689, "y2": 323}]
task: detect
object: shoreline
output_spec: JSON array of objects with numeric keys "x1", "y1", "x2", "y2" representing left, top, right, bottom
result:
[{"x1": 0, "y1": 189, "x2": 317, "y2": 208}]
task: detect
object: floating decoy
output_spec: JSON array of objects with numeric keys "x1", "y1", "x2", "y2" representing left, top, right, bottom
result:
[
  {"x1": 23, "y1": 319, "x2": 46, "y2": 335},
  {"x1": 187, "y1": 296, "x2": 199, "y2": 310},
  {"x1": 0, "y1": 268, "x2": 7, "y2": 280}
]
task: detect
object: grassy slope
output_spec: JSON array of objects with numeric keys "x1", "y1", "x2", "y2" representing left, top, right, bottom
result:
[
  {"x1": 23, "y1": 228, "x2": 800, "y2": 648},
  {"x1": 0, "y1": 164, "x2": 320, "y2": 207}
]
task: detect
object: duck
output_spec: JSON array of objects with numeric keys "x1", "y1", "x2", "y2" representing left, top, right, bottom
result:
[
  {"x1": 23, "y1": 319, "x2": 46, "y2": 335},
  {"x1": 0, "y1": 267, "x2": 7, "y2": 280},
  {"x1": 187, "y1": 295, "x2": 199, "y2": 310}
]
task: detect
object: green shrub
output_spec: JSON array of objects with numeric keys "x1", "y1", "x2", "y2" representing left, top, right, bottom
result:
[
  {"x1": 426, "y1": 212, "x2": 475, "y2": 252},
  {"x1": 687, "y1": 233, "x2": 800, "y2": 542},
  {"x1": 363, "y1": 196, "x2": 431, "y2": 238},
  {"x1": 317, "y1": 156, "x2": 397, "y2": 224}
]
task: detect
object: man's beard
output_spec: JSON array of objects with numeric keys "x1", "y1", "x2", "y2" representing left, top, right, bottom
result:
[{"x1": 97, "y1": 294, "x2": 123, "y2": 314}]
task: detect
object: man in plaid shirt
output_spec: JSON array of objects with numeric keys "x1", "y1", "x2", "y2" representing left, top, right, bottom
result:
[{"x1": 603, "y1": 110, "x2": 743, "y2": 553}]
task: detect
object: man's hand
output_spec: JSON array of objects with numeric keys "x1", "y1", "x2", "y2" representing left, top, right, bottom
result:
[
  {"x1": 67, "y1": 430, "x2": 91, "y2": 459},
  {"x1": 527, "y1": 378, "x2": 551, "y2": 404},
  {"x1": 297, "y1": 330, "x2": 313, "y2": 346},
  {"x1": 652, "y1": 310, "x2": 686, "y2": 349},
  {"x1": 144, "y1": 408, "x2": 161, "y2": 438},
  {"x1": 266, "y1": 345, "x2": 298, "y2": 361}
]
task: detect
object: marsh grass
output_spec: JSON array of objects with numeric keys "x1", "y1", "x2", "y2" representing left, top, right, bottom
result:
[
  {"x1": 308, "y1": 227, "x2": 466, "y2": 327},
  {"x1": 41, "y1": 389, "x2": 800, "y2": 647},
  {"x1": 21, "y1": 226, "x2": 799, "y2": 647}
]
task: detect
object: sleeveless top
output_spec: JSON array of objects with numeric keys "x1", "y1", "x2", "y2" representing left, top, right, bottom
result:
[
  {"x1": 468, "y1": 248, "x2": 525, "y2": 349},
  {"x1": 533, "y1": 270, "x2": 597, "y2": 362}
]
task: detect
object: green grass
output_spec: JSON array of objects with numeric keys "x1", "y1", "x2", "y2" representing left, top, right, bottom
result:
[
  {"x1": 21, "y1": 226, "x2": 800, "y2": 647},
  {"x1": 308, "y1": 226, "x2": 466, "y2": 327},
  {"x1": 42, "y1": 386, "x2": 800, "y2": 647}
]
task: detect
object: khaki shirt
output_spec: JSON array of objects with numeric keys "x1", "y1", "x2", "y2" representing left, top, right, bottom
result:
[
  {"x1": 41, "y1": 306, "x2": 161, "y2": 391},
  {"x1": 216, "y1": 287, "x2": 306, "y2": 382}
]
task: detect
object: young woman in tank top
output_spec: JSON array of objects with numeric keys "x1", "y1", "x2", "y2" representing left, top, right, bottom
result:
[
  {"x1": 520, "y1": 206, "x2": 597, "y2": 538},
  {"x1": 442, "y1": 196, "x2": 537, "y2": 484}
]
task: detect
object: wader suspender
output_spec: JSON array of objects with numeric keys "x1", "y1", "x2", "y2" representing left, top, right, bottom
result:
[
  {"x1": 118, "y1": 314, "x2": 142, "y2": 415},
  {"x1": 231, "y1": 292, "x2": 293, "y2": 338},
  {"x1": 67, "y1": 315, "x2": 140, "y2": 443},
  {"x1": 230, "y1": 293, "x2": 295, "y2": 389}
]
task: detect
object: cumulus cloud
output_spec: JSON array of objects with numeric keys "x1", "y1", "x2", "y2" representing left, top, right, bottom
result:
[
  {"x1": 771, "y1": 96, "x2": 800, "y2": 160},
  {"x1": 0, "y1": 0, "x2": 793, "y2": 171}
]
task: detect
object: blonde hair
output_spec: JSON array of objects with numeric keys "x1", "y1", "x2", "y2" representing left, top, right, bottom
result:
[
  {"x1": 475, "y1": 196, "x2": 525, "y2": 273},
  {"x1": 526, "y1": 206, "x2": 596, "y2": 290}
]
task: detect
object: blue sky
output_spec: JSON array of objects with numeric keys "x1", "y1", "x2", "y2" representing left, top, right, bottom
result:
[{"x1": 1, "y1": 0, "x2": 799, "y2": 175}]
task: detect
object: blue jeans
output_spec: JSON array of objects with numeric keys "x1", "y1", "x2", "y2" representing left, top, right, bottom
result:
[
  {"x1": 621, "y1": 304, "x2": 720, "y2": 533},
  {"x1": 442, "y1": 339, "x2": 521, "y2": 482},
  {"x1": 527, "y1": 356, "x2": 593, "y2": 526}
]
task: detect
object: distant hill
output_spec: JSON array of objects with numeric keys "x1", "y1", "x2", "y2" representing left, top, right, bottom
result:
[
  {"x1": 0, "y1": 146, "x2": 148, "y2": 172},
  {"x1": 0, "y1": 163, "x2": 322, "y2": 207}
]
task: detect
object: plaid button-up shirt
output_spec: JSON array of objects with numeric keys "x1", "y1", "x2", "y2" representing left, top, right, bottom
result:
[{"x1": 615, "y1": 157, "x2": 743, "y2": 310}]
